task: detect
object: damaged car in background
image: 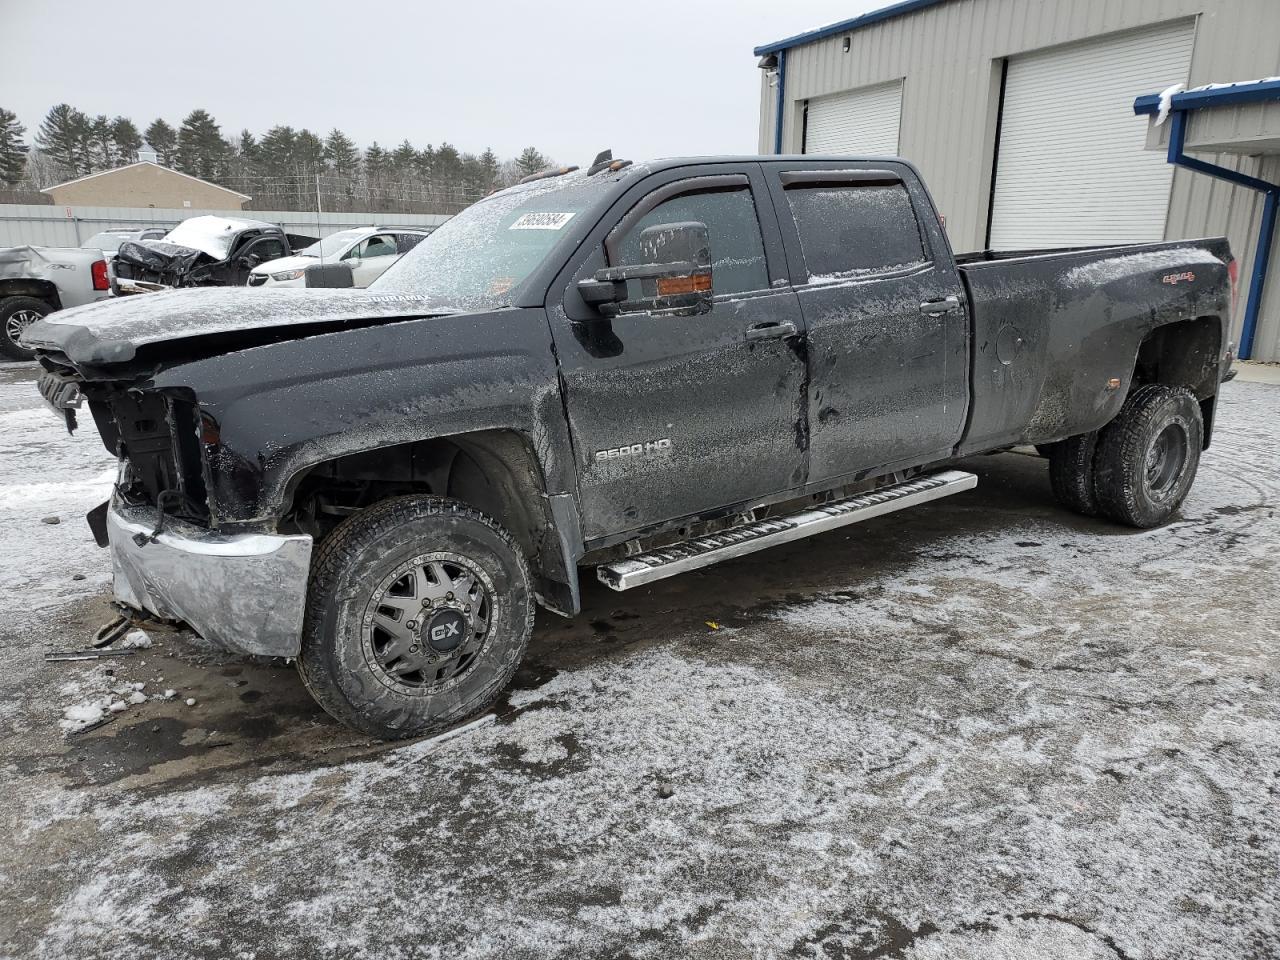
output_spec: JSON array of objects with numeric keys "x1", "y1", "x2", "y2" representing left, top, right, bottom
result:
[
  {"x1": 114, "y1": 215, "x2": 316, "y2": 288},
  {"x1": 0, "y1": 245, "x2": 113, "y2": 360},
  {"x1": 22, "y1": 153, "x2": 1236, "y2": 741}
]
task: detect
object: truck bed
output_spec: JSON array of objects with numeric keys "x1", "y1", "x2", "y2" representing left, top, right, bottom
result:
[{"x1": 953, "y1": 237, "x2": 1233, "y2": 455}]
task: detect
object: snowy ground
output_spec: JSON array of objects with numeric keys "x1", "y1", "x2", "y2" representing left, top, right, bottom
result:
[{"x1": 0, "y1": 363, "x2": 1277, "y2": 959}]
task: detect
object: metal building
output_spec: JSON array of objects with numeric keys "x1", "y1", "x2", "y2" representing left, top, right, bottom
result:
[{"x1": 755, "y1": 0, "x2": 1280, "y2": 360}]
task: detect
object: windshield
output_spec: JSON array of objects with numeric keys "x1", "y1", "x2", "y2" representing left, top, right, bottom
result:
[
  {"x1": 84, "y1": 232, "x2": 128, "y2": 253},
  {"x1": 370, "y1": 174, "x2": 615, "y2": 310},
  {"x1": 298, "y1": 229, "x2": 368, "y2": 259}
]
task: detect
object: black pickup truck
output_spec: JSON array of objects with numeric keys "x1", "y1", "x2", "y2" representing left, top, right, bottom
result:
[{"x1": 24, "y1": 155, "x2": 1234, "y2": 739}]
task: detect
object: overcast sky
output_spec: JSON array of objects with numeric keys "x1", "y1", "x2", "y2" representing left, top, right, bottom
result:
[{"x1": 1, "y1": 0, "x2": 882, "y2": 164}]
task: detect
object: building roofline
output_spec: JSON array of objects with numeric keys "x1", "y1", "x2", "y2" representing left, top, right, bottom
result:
[
  {"x1": 39, "y1": 160, "x2": 253, "y2": 201},
  {"x1": 1134, "y1": 77, "x2": 1280, "y2": 115},
  {"x1": 754, "y1": 0, "x2": 951, "y2": 56}
]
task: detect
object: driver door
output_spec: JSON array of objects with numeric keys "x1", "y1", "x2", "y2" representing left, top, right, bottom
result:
[
  {"x1": 231, "y1": 236, "x2": 287, "y2": 285},
  {"x1": 548, "y1": 164, "x2": 808, "y2": 544}
]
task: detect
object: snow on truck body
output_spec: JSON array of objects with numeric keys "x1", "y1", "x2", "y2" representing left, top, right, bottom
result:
[{"x1": 20, "y1": 154, "x2": 1235, "y2": 739}]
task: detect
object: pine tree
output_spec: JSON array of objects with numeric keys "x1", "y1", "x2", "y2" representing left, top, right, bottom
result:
[
  {"x1": 0, "y1": 108, "x2": 28, "y2": 187},
  {"x1": 295, "y1": 129, "x2": 326, "y2": 172},
  {"x1": 144, "y1": 118, "x2": 177, "y2": 166},
  {"x1": 515, "y1": 146, "x2": 548, "y2": 178},
  {"x1": 391, "y1": 139, "x2": 417, "y2": 176},
  {"x1": 478, "y1": 147, "x2": 499, "y2": 194},
  {"x1": 258, "y1": 125, "x2": 297, "y2": 175},
  {"x1": 237, "y1": 129, "x2": 258, "y2": 162},
  {"x1": 176, "y1": 109, "x2": 228, "y2": 181},
  {"x1": 413, "y1": 144, "x2": 435, "y2": 184},
  {"x1": 364, "y1": 142, "x2": 389, "y2": 177},
  {"x1": 35, "y1": 104, "x2": 91, "y2": 174},
  {"x1": 90, "y1": 114, "x2": 115, "y2": 168},
  {"x1": 362, "y1": 142, "x2": 389, "y2": 206},
  {"x1": 434, "y1": 143, "x2": 462, "y2": 181},
  {"x1": 110, "y1": 117, "x2": 142, "y2": 165},
  {"x1": 324, "y1": 128, "x2": 359, "y2": 176}
]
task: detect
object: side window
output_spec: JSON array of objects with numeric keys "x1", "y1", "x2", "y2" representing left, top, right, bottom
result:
[
  {"x1": 248, "y1": 237, "x2": 285, "y2": 261},
  {"x1": 363, "y1": 234, "x2": 398, "y2": 258},
  {"x1": 615, "y1": 186, "x2": 769, "y2": 297},
  {"x1": 395, "y1": 232, "x2": 427, "y2": 253},
  {"x1": 784, "y1": 181, "x2": 926, "y2": 281}
]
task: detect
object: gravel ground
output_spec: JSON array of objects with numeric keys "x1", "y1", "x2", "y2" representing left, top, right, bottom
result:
[{"x1": 0, "y1": 362, "x2": 1277, "y2": 960}]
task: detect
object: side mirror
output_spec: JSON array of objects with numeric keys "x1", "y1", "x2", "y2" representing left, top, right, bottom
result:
[
  {"x1": 578, "y1": 221, "x2": 712, "y2": 317},
  {"x1": 304, "y1": 262, "x2": 354, "y2": 288}
]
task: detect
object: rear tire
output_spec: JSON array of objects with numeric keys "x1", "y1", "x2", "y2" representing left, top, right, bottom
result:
[
  {"x1": 0, "y1": 297, "x2": 51, "y2": 361},
  {"x1": 1093, "y1": 385, "x2": 1203, "y2": 529},
  {"x1": 297, "y1": 495, "x2": 535, "y2": 740},
  {"x1": 1048, "y1": 432, "x2": 1101, "y2": 517}
]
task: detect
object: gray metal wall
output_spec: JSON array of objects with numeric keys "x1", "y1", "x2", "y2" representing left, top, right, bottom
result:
[
  {"x1": 0, "y1": 205, "x2": 452, "y2": 248},
  {"x1": 759, "y1": 0, "x2": 1280, "y2": 360}
]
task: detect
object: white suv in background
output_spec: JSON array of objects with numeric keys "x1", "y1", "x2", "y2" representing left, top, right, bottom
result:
[{"x1": 246, "y1": 226, "x2": 432, "y2": 288}]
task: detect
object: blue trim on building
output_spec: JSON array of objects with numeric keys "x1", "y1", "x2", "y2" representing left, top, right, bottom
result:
[
  {"x1": 1139, "y1": 97, "x2": 1280, "y2": 361},
  {"x1": 773, "y1": 49, "x2": 787, "y2": 154},
  {"x1": 1134, "y1": 77, "x2": 1280, "y2": 116},
  {"x1": 754, "y1": 0, "x2": 951, "y2": 56}
]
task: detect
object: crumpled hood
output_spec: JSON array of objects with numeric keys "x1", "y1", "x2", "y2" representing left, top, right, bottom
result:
[{"x1": 22, "y1": 286, "x2": 448, "y2": 366}]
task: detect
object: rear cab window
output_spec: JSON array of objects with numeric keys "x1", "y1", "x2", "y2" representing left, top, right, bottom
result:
[{"x1": 781, "y1": 173, "x2": 928, "y2": 282}]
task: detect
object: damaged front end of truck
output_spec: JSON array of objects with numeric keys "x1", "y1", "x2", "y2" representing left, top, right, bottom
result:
[{"x1": 22, "y1": 287, "x2": 468, "y2": 657}]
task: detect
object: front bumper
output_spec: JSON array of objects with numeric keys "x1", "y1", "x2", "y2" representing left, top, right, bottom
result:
[{"x1": 108, "y1": 504, "x2": 313, "y2": 657}]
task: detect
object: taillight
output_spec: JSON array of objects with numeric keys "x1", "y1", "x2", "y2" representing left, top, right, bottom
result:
[
  {"x1": 91, "y1": 259, "x2": 110, "y2": 291},
  {"x1": 1226, "y1": 257, "x2": 1239, "y2": 311}
]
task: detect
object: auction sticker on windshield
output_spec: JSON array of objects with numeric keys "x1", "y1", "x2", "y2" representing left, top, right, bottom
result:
[{"x1": 509, "y1": 212, "x2": 575, "y2": 230}]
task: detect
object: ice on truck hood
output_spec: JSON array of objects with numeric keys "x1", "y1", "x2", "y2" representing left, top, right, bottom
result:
[
  {"x1": 162, "y1": 215, "x2": 277, "y2": 260},
  {"x1": 21, "y1": 287, "x2": 448, "y2": 365}
]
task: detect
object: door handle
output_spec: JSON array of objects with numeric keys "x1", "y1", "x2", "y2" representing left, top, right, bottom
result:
[
  {"x1": 745, "y1": 320, "x2": 798, "y2": 342},
  {"x1": 920, "y1": 295, "x2": 961, "y2": 316}
]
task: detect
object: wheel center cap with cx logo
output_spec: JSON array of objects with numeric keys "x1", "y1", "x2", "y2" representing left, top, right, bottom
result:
[{"x1": 423, "y1": 608, "x2": 466, "y2": 653}]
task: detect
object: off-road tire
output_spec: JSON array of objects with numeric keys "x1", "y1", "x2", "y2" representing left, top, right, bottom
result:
[
  {"x1": 0, "y1": 297, "x2": 51, "y2": 361},
  {"x1": 1048, "y1": 431, "x2": 1101, "y2": 517},
  {"x1": 297, "y1": 495, "x2": 535, "y2": 740},
  {"x1": 1094, "y1": 384, "x2": 1203, "y2": 529}
]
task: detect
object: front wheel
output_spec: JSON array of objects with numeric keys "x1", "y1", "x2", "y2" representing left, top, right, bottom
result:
[
  {"x1": 0, "y1": 297, "x2": 51, "y2": 361},
  {"x1": 297, "y1": 496, "x2": 535, "y2": 740},
  {"x1": 1093, "y1": 385, "x2": 1203, "y2": 528}
]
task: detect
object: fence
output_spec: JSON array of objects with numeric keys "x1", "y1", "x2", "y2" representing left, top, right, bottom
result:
[{"x1": 0, "y1": 204, "x2": 453, "y2": 248}]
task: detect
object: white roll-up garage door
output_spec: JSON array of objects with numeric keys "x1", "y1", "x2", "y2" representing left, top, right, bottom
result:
[
  {"x1": 805, "y1": 80, "x2": 903, "y2": 156},
  {"x1": 988, "y1": 20, "x2": 1194, "y2": 249}
]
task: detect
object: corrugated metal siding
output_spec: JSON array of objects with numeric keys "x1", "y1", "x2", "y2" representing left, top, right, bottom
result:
[
  {"x1": 759, "y1": 71, "x2": 777, "y2": 154},
  {"x1": 0, "y1": 205, "x2": 451, "y2": 248},
  {"x1": 759, "y1": 0, "x2": 1280, "y2": 359},
  {"x1": 1184, "y1": 99, "x2": 1280, "y2": 152}
]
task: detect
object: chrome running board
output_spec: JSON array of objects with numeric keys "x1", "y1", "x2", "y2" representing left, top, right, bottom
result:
[{"x1": 596, "y1": 469, "x2": 977, "y2": 591}]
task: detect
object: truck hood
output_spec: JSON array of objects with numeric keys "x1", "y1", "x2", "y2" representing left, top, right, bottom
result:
[{"x1": 22, "y1": 286, "x2": 450, "y2": 366}]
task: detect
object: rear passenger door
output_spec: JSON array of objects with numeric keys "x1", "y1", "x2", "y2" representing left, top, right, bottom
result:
[{"x1": 763, "y1": 162, "x2": 968, "y2": 484}]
